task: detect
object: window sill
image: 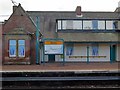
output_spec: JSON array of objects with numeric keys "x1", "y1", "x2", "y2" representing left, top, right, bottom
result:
[{"x1": 57, "y1": 30, "x2": 120, "y2": 33}]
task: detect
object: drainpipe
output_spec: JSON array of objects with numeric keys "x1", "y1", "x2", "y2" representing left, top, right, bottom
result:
[
  {"x1": 36, "y1": 16, "x2": 40, "y2": 64},
  {"x1": 110, "y1": 45, "x2": 113, "y2": 64},
  {"x1": 87, "y1": 45, "x2": 89, "y2": 64}
]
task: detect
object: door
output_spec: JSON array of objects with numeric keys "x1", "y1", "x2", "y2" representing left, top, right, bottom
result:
[
  {"x1": 110, "y1": 45, "x2": 116, "y2": 62},
  {"x1": 48, "y1": 54, "x2": 55, "y2": 62},
  {"x1": 112, "y1": 45, "x2": 116, "y2": 62}
]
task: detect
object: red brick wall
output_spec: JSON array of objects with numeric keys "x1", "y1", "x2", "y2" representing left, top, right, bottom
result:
[
  {"x1": 3, "y1": 5, "x2": 37, "y2": 64},
  {"x1": 3, "y1": 35, "x2": 31, "y2": 64}
]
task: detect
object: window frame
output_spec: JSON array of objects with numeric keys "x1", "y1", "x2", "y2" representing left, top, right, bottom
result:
[
  {"x1": 18, "y1": 40, "x2": 25, "y2": 57},
  {"x1": 9, "y1": 39, "x2": 25, "y2": 58},
  {"x1": 106, "y1": 20, "x2": 115, "y2": 30},
  {"x1": 9, "y1": 40, "x2": 17, "y2": 57},
  {"x1": 83, "y1": 20, "x2": 92, "y2": 30},
  {"x1": 57, "y1": 19, "x2": 119, "y2": 31}
]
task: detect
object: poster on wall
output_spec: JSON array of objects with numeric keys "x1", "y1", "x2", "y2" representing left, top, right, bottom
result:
[
  {"x1": 66, "y1": 43, "x2": 74, "y2": 56},
  {"x1": 92, "y1": 44, "x2": 99, "y2": 56},
  {"x1": 44, "y1": 41, "x2": 63, "y2": 54}
]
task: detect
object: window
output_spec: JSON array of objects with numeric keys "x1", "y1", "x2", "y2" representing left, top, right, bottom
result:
[
  {"x1": 62, "y1": 20, "x2": 67, "y2": 29},
  {"x1": 66, "y1": 20, "x2": 73, "y2": 29},
  {"x1": 113, "y1": 21, "x2": 118, "y2": 29},
  {"x1": 98, "y1": 21, "x2": 105, "y2": 29},
  {"x1": 9, "y1": 40, "x2": 16, "y2": 57},
  {"x1": 73, "y1": 21, "x2": 82, "y2": 29},
  {"x1": 57, "y1": 20, "x2": 61, "y2": 29},
  {"x1": 92, "y1": 20, "x2": 98, "y2": 29},
  {"x1": 18, "y1": 40, "x2": 25, "y2": 57},
  {"x1": 106, "y1": 21, "x2": 115, "y2": 30},
  {"x1": 62, "y1": 20, "x2": 82, "y2": 30},
  {"x1": 92, "y1": 44, "x2": 99, "y2": 56},
  {"x1": 83, "y1": 21, "x2": 92, "y2": 29},
  {"x1": 9, "y1": 40, "x2": 25, "y2": 57},
  {"x1": 57, "y1": 19, "x2": 118, "y2": 30},
  {"x1": 62, "y1": 20, "x2": 73, "y2": 29}
]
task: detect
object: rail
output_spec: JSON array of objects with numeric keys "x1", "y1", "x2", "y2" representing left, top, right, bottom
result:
[{"x1": 1, "y1": 76, "x2": 120, "y2": 81}]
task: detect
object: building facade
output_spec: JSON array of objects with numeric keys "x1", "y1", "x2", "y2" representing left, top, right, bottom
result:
[
  {"x1": 1, "y1": 4, "x2": 120, "y2": 64},
  {"x1": 28, "y1": 6, "x2": 120, "y2": 63},
  {"x1": 2, "y1": 4, "x2": 40, "y2": 64}
]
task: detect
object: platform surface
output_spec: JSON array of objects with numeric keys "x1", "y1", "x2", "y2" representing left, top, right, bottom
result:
[{"x1": 1, "y1": 62, "x2": 119, "y2": 73}]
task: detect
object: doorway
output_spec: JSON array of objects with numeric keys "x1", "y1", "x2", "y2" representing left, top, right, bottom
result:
[
  {"x1": 110, "y1": 45, "x2": 116, "y2": 62},
  {"x1": 48, "y1": 54, "x2": 55, "y2": 62}
]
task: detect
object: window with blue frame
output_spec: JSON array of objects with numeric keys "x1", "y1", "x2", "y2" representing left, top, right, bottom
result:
[
  {"x1": 9, "y1": 40, "x2": 25, "y2": 57},
  {"x1": 92, "y1": 44, "x2": 99, "y2": 56},
  {"x1": 9, "y1": 40, "x2": 16, "y2": 57},
  {"x1": 18, "y1": 40, "x2": 25, "y2": 57}
]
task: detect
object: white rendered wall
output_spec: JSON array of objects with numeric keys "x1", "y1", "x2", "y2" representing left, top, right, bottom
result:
[
  {"x1": 117, "y1": 44, "x2": 120, "y2": 61},
  {"x1": 56, "y1": 44, "x2": 110, "y2": 62},
  {"x1": 89, "y1": 45, "x2": 110, "y2": 62},
  {"x1": 65, "y1": 44, "x2": 87, "y2": 62},
  {"x1": 40, "y1": 43, "x2": 111, "y2": 62}
]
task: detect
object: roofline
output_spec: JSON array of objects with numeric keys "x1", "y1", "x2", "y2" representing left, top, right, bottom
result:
[{"x1": 27, "y1": 11, "x2": 116, "y2": 13}]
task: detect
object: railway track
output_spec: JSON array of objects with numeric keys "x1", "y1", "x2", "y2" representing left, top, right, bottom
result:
[{"x1": 1, "y1": 71, "x2": 120, "y2": 89}]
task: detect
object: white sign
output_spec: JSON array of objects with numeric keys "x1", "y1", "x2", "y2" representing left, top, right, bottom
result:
[
  {"x1": 44, "y1": 41, "x2": 63, "y2": 54},
  {"x1": 45, "y1": 45, "x2": 63, "y2": 54}
]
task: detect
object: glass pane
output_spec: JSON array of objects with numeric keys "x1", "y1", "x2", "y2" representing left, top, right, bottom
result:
[
  {"x1": 62, "y1": 20, "x2": 73, "y2": 29},
  {"x1": 106, "y1": 21, "x2": 114, "y2": 30},
  {"x1": 18, "y1": 40, "x2": 25, "y2": 57},
  {"x1": 58, "y1": 20, "x2": 61, "y2": 29},
  {"x1": 98, "y1": 21, "x2": 105, "y2": 29},
  {"x1": 73, "y1": 21, "x2": 82, "y2": 29},
  {"x1": 83, "y1": 21, "x2": 92, "y2": 29},
  {"x1": 92, "y1": 20, "x2": 98, "y2": 29},
  {"x1": 18, "y1": 45, "x2": 25, "y2": 57},
  {"x1": 66, "y1": 20, "x2": 73, "y2": 29},
  {"x1": 9, "y1": 45, "x2": 16, "y2": 57},
  {"x1": 10, "y1": 40, "x2": 16, "y2": 45},
  {"x1": 62, "y1": 20, "x2": 67, "y2": 29},
  {"x1": 113, "y1": 21, "x2": 118, "y2": 29},
  {"x1": 18, "y1": 40, "x2": 25, "y2": 45}
]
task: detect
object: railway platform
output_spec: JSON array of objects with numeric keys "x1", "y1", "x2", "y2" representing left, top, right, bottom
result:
[
  {"x1": 1, "y1": 62, "x2": 119, "y2": 73},
  {"x1": 1, "y1": 62, "x2": 120, "y2": 89}
]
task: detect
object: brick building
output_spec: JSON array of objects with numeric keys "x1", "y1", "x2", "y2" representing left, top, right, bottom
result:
[
  {"x1": 2, "y1": 4, "x2": 41, "y2": 64},
  {"x1": 1, "y1": 4, "x2": 120, "y2": 65}
]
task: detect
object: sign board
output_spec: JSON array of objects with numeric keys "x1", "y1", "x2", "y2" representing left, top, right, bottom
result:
[{"x1": 44, "y1": 40, "x2": 63, "y2": 54}]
